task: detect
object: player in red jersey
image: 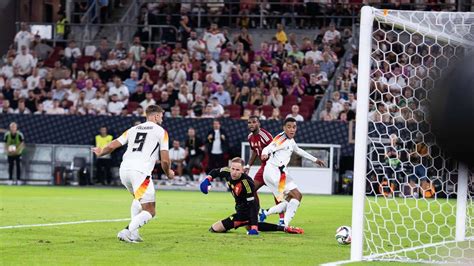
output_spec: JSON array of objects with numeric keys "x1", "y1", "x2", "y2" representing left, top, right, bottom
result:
[{"x1": 244, "y1": 116, "x2": 285, "y2": 226}]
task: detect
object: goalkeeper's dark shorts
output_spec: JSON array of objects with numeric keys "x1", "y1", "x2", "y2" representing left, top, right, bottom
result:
[{"x1": 221, "y1": 210, "x2": 251, "y2": 231}]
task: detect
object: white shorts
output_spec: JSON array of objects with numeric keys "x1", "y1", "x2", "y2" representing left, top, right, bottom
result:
[
  {"x1": 263, "y1": 164, "x2": 298, "y2": 201},
  {"x1": 119, "y1": 169, "x2": 155, "y2": 203}
]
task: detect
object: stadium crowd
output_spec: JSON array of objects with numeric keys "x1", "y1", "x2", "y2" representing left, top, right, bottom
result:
[{"x1": 0, "y1": 16, "x2": 356, "y2": 123}]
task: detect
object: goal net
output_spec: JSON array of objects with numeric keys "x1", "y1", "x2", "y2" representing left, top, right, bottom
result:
[{"x1": 351, "y1": 6, "x2": 474, "y2": 264}]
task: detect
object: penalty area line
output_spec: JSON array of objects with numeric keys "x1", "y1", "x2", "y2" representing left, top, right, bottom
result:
[{"x1": 0, "y1": 218, "x2": 130, "y2": 230}]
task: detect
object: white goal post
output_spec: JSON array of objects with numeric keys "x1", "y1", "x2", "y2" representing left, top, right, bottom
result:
[{"x1": 351, "y1": 6, "x2": 473, "y2": 263}]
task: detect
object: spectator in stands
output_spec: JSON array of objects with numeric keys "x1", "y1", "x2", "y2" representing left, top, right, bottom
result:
[
  {"x1": 168, "y1": 61, "x2": 187, "y2": 86},
  {"x1": 33, "y1": 35, "x2": 53, "y2": 61},
  {"x1": 14, "y1": 99, "x2": 30, "y2": 114},
  {"x1": 241, "y1": 108, "x2": 251, "y2": 120},
  {"x1": 89, "y1": 91, "x2": 108, "y2": 113},
  {"x1": 46, "y1": 99, "x2": 66, "y2": 114},
  {"x1": 319, "y1": 101, "x2": 336, "y2": 121},
  {"x1": 107, "y1": 94, "x2": 125, "y2": 115},
  {"x1": 178, "y1": 84, "x2": 193, "y2": 104},
  {"x1": 323, "y1": 23, "x2": 341, "y2": 44},
  {"x1": 206, "y1": 119, "x2": 228, "y2": 173},
  {"x1": 203, "y1": 23, "x2": 225, "y2": 61},
  {"x1": 188, "y1": 72, "x2": 203, "y2": 97},
  {"x1": 236, "y1": 27, "x2": 253, "y2": 51},
  {"x1": 94, "y1": 126, "x2": 113, "y2": 185},
  {"x1": 124, "y1": 71, "x2": 139, "y2": 94},
  {"x1": 129, "y1": 37, "x2": 144, "y2": 62},
  {"x1": 187, "y1": 31, "x2": 206, "y2": 61},
  {"x1": 64, "y1": 40, "x2": 82, "y2": 66},
  {"x1": 83, "y1": 79, "x2": 97, "y2": 101},
  {"x1": 4, "y1": 122, "x2": 25, "y2": 184},
  {"x1": 234, "y1": 85, "x2": 250, "y2": 106},
  {"x1": 157, "y1": 91, "x2": 174, "y2": 115},
  {"x1": 140, "y1": 92, "x2": 156, "y2": 109},
  {"x1": 0, "y1": 56, "x2": 14, "y2": 79},
  {"x1": 264, "y1": 85, "x2": 283, "y2": 108},
  {"x1": 1, "y1": 99, "x2": 14, "y2": 113},
  {"x1": 275, "y1": 23, "x2": 288, "y2": 44},
  {"x1": 184, "y1": 127, "x2": 204, "y2": 180},
  {"x1": 212, "y1": 84, "x2": 231, "y2": 106},
  {"x1": 109, "y1": 77, "x2": 129, "y2": 103},
  {"x1": 320, "y1": 52, "x2": 335, "y2": 77},
  {"x1": 170, "y1": 140, "x2": 186, "y2": 179},
  {"x1": 129, "y1": 84, "x2": 146, "y2": 103},
  {"x1": 26, "y1": 68, "x2": 40, "y2": 90},
  {"x1": 338, "y1": 102, "x2": 356, "y2": 122},
  {"x1": 52, "y1": 80, "x2": 67, "y2": 101},
  {"x1": 201, "y1": 103, "x2": 215, "y2": 118},
  {"x1": 14, "y1": 46, "x2": 36, "y2": 77},
  {"x1": 286, "y1": 104, "x2": 304, "y2": 121},
  {"x1": 209, "y1": 96, "x2": 224, "y2": 117},
  {"x1": 55, "y1": 12, "x2": 69, "y2": 41},
  {"x1": 14, "y1": 22, "x2": 33, "y2": 53}
]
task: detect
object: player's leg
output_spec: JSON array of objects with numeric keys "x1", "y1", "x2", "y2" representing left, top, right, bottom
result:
[
  {"x1": 260, "y1": 165, "x2": 286, "y2": 222},
  {"x1": 210, "y1": 213, "x2": 248, "y2": 233},
  {"x1": 257, "y1": 222, "x2": 304, "y2": 234},
  {"x1": 128, "y1": 175, "x2": 156, "y2": 231},
  {"x1": 274, "y1": 197, "x2": 285, "y2": 226},
  {"x1": 118, "y1": 170, "x2": 155, "y2": 242},
  {"x1": 283, "y1": 182, "x2": 302, "y2": 226},
  {"x1": 253, "y1": 165, "x2": 266, "y2": 209}
]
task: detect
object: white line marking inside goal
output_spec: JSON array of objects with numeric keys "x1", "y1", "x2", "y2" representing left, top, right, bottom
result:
[{"x1": 0, "y1": 218, "x2": 130, "y2": 230}]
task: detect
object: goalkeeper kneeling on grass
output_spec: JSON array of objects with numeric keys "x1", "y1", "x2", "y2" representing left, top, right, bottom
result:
[{"x1": 200, "y1": 157, "x2": 304, "y2": 235}]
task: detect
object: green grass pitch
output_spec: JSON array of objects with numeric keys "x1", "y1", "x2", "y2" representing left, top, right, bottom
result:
[{"x1": 0, "y1": 186, "x2": 425, "y2": 265}]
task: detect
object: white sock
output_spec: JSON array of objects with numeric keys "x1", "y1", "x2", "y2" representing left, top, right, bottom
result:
[
  {"x1": 265, "y1": 201, "x2": 288, "y2": 216},
  {"x1": 128, "y1": 211, "x2": 152, "y2": 232},
  {"x1": 130, "y1": 199, "x2": 142, "y2": 219},
  {"x1": 284, "y1": 199, "x2": 300, "y2": 226}
]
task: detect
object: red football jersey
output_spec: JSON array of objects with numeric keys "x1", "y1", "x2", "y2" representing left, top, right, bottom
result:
[{"x1": 248, "y1": 128, "x2": 273, "y2": 158}]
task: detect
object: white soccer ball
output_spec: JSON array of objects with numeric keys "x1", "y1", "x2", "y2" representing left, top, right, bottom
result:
[
  {"x1": 335, "y1": 226, "x2": 352, "y2": 245},
  {"x1": 8, "y1": 145, "x2": 16, "y2": 153}
]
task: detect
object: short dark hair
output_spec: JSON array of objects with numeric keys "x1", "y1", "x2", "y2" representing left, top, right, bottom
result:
[
  {"x1": 248, "y1": 115, "x2": 260, "y2": 121},
  {"x1": 230, "y1": 157, "x2": 245, "y2": 166},
  {"x1": 146, "y1": 105, "x2": 164, "y2": 116},
  {"x1": 283, "y1": 117, "x2": 297, "y2": 125}
]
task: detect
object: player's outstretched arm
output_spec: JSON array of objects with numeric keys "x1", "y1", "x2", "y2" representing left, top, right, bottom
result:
[
  {"x1": 294, "y1": 146, "x2": 326, "y2": 167},
  {"x1": 92, "y1": 139, "x2": 122, "y2": 157},
  {"x1": 200, "y1": 169, "x2": 220, "y2": 194},
  {"x1": 160, "y1": 150, "x2": 174, "y2": 179}
]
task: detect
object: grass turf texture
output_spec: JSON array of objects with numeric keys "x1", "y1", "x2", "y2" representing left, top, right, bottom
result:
[{"x1": 0, "y1": 186, "x2": 430, "y2": 265}]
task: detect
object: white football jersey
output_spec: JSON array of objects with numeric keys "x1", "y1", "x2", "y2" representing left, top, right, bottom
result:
[
  {"x1": 262, "y1": 132, "x2": 317, "y2": 167},
  {"x1": 117, "y1": 121, "x2": 169, "y2": 175}
]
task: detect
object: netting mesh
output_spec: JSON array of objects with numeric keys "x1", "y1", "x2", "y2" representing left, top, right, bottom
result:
[{"x1": 363, "y1": 9, "x2": 474, "y2": 263}]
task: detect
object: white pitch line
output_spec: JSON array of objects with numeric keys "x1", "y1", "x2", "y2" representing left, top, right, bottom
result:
[{"x1": 0, "y1": 218, "x2": 130, "y2": 230}]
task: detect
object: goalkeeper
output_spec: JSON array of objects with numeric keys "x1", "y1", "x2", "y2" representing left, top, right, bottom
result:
[{"x1": 200, "y1": 157, "x2": 303, "y2": 235}]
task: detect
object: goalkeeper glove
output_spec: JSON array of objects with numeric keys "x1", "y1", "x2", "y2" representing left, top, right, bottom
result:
[
  {"x1": 200, "y1": 177, "x2": 212, "y2": 194},
  {"x1": 247, "y1": 226, "x2": 259, "y2": 235}
]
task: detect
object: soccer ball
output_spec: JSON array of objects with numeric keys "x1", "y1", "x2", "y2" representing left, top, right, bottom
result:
[
  {"x1": 335, "y1": 226, "x2": 351, "y2": 245},
  {"x1": 8, "y1": 145, "x2": 16, "y2": 153}
]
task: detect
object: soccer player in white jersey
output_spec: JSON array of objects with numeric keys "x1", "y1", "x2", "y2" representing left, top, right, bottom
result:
[
  {"x1": 259, "y1": 117, "x2": 325, "y2": 228},
  {"x1": 92, "y1": 105, "x2": 174, "y2": 243}
]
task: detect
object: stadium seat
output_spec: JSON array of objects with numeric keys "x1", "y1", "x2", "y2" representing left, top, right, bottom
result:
[
  {"x1": 226, "y1": 104, "x2": 242, "y2": 119},
  {"x1": 149, "y1": 70, "x2": 160, "y2": 83},
  {"x1": 77, "y1": 56, "x2": 94, "y2": 69},
  {"x1": 243, "y1": 103, "x2": 257, "y2": 111},
  {"x1": 284, "y1": 95, "x2": 298, "y2": 106},
  {"x1": 179, "y1": 103, "x2": 189, "y2": 116},
  {"x1": 152, "y1": 91, "x2": 161, "y2": 101},
  {"x1": 127, "y1": 101, "x2": 140, "y2": 114},
  {"x1": 261, "y1": 105, "x2": 273, "y2": 118}
]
